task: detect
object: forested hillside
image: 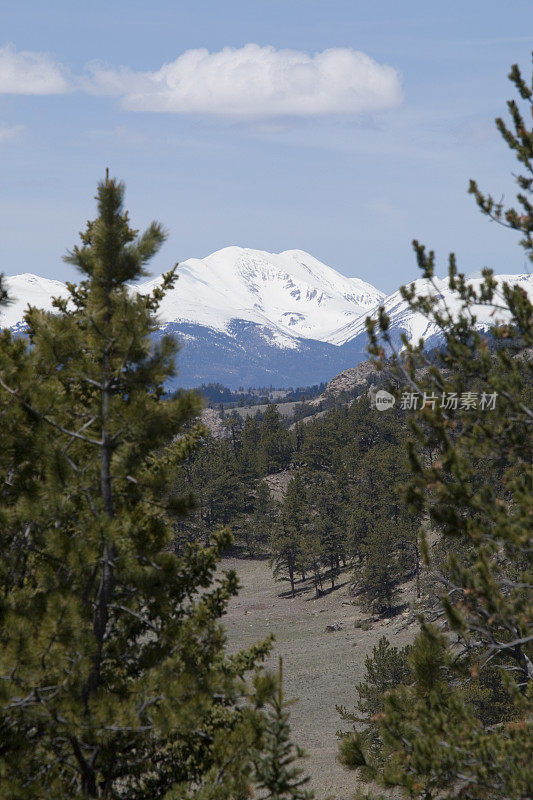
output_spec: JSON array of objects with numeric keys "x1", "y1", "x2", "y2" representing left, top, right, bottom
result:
[{"x1": 174, "y1": 386, "x2": 422, "y2": 613}]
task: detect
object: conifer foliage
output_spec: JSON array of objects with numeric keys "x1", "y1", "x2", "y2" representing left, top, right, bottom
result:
[
  {"x1": 270, "y1": 474, "x2": 309, "y2": 597},
  {"x1": 0, "y1": 175, "x2": 269, "y2": 799},
  {"x1": 337, "y1": 636, "x2": 410, "y2": 776},
  {"x1": 253, "y1": 659, "x2": 313, "y2": 800},
  {"x1": 351, "y1": 55, "x2": 533, "y2": 800},
  {"x1": 174, "y1": 393, "x2": 420, "y2": 607}
]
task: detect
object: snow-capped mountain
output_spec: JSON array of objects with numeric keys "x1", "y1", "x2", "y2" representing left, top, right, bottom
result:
[
  {"x1": 2, "y1": 249, "x2": 532, "y2": 388},
  {"x1": 333, "y1": 273, "x2": 533, "y2": 350},
  {"x1": 0, "y1": 273, "x2": 70, "y2": 332},
  {"x1": 137, "y1": 247, "x2": 384, "y2": 348}
]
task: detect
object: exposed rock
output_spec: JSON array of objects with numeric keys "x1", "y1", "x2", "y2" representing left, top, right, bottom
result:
[
  {"x1": 264, "y1": 469, "x2": 294, "y2": 501},
  {"x1": 202, "y1": 359, "x2": 390, "y2": 437},
  {"x1": 325, "y1": 621, "x2": 343, "y2": 632},
  {"x1": 200, "y1": 407, "x2": 229, "y2": 439},
  {"x1": 308, "y1": 361, "x2": 379, "y2": 406}
]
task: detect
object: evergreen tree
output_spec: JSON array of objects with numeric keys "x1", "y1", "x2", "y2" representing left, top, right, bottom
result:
[
  {"x1": 349, "y1": 437, "x2": 420, "y2": 611},
  {"x1": 358, "y1": 521, "x2": 401, "y2": 614},
  {"x1": 355, "y1": 55, "x2": 533, "y2": 800},
  {"x1": 201, "y1": 439, "x2": 246, "y2": 529},
  {"x1": 238, "y1": 414, "x2": 262, "y2": 481},
  {"x1": 297, "y1": 527, "x2": 324, "y2": 598},
  {"x1": 270, "y1": 474, "x2": 308, "y2": 597},
  {"x1": 240, "y1": 480, "x2": 277, "y2": 557},
  {"x1": 169, "y1": 375, "x2": 421, "y2": 605},
  {"x1": 337, "y1": 637, "x2": 410, "y2": 774},
  {"x1": 258, "y1": 404, "x2": 292, "y2": 474},
  {"x1": 253, "y1": 659, "x2": 313, "y2": 800},
  {"x1": 0, "y1": 174, "x2": 270, "y2": 798},
  {"x1": 312, "y1": 477, "x2": 346, "y2": 590},
  {"x1": 174, "y1": 435, "x2": 249, "y2": 548}
]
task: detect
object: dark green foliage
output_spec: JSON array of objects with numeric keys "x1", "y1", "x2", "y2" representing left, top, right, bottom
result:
[
  {"x1": 462, "y1": 659, "x2": 519, "y2": 728},
  {"x1": 258, "y1": 404, "x2": 292, "y2": 473},
  {"x1": 270, "y1": 474, "x2": 308, "y2": 597},
  {"x1": 311, "y1": 476, "x2": 346, "y2": 590},
  {"x1": 337, "y1": 636, "x2": 410, "y2": 774},
  {"x1": 356, "y1": 56, "x2": 533, "y2": 800},
  {"x1": 253, "y1": 659, "x2": 313, "y2": 800},
  {"x1": 0, "y1": 175, "x2": 271, "y2": 799},
  {"x1": 173, "y1": 382, "x2": 421, "y2": 605},
  {"x1": 239, "y1": 414, "x2": 262, "y2": 482},
  {"x1": 358, "y1": 523, "x2": 401, "y2": 613},
  {"x1": 240, "y1": 480, "x2": 277, "y2": 557},
  {"x1": 349, "y1": 436, "x2": 420, "y2": 611}
]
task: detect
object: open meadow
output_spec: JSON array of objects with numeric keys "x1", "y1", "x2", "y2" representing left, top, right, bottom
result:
[{"x1": 223, "y1": 558, "x2": 416, "y2": 800}]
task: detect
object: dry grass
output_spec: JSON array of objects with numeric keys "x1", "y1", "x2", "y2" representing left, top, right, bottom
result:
[{"x1": 222, "y1": 558, "x2": 416, "y2": 800}]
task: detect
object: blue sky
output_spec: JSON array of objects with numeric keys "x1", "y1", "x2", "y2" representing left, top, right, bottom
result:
[{"x1": 0, "y1": 1, "x2": 532, "y2": 292}]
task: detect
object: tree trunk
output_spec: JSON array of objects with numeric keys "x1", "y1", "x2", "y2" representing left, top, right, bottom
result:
[
  {"x1": 288, "y1": 557, "x2": 295, "y2": 598},
  {"x1": 84, "y1": 348, "x2": 116, "y2": 708},
  {"x1": 415, "y1": 541, "x2": 420, "y2": 599}
]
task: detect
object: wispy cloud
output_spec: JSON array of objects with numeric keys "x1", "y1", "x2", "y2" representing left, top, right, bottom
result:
[
  {"x1": 85, "y1": 44, "x2": 402, "y2": 117},
  {"x1": 0, "y1": 43, "x2": 69, "y2": 95},
  {"x1": 0, "y1": 123, "x2": 25, "y2": 143}
]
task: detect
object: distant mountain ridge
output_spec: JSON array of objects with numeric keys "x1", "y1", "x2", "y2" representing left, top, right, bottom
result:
[
  {"x1": 3, "y1": 248, "x2": 532, "y2": 388},
  {"x1": 137, "y1": 247, "x2": 384, "y2": 346}
]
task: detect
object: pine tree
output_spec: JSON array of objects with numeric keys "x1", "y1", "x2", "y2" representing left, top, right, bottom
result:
[
  {"x1": 238, "y1": 414, "x2": 261, "y2": 481},
  {"x1": 358, "y1": 521, "x2": 401, "y2": 614},
  {"x1": 0, "y1": 174, "x2": 270, "y2": 799},
  {"x1": 241, "y1": 479, "x2": 277, "y2": 557},
  {"x1": 357, "y1": 55, "x2": 533, "y2": 800},
  {"x1": 311, "y1": 477, "x2": 346, "y2": 590},
  {"x1": 253, "y1": 659, "x2": 313, "y2": 800},
  {"x1": 258, "y1": 404, "x2": 292, "y2": 474},
  {"x1": 349, "y1": 439, "x2": 420, "y2": 611},
  {"x1": 270, "y1": 474, "x2": 308, "y2": 597},
  {"x1": 201, "y1": 439, "x2": 246, "y2": 529},
  {"x1": 337, "y1": 636, "x2": 410, "y2": 774},
  {"x1": 297, "y1": 528, "x2": 324, "y2": 598}
]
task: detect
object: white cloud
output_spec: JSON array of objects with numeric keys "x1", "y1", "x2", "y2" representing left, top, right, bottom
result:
[
  {"x1": 86, "y1": 44, "x2": 402, "y2": 117},
  {"x1": 0, "y1": 43, "x2": 69, "y2": 94},
  {"x1": 0, "y1": 123, "x2": 25, "y2": 143}
]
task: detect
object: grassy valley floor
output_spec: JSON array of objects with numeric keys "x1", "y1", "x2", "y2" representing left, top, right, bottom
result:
[{"x1": 223, "y1": 558, "x2": 415, "y2": 800}]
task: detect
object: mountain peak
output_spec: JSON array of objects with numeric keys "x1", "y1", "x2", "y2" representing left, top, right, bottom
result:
[
  {"x1": 1, "y1": 273, "x2": 70, "y2": 329},
  {"x1": 142, "y1": 246, "x2": 383, "y2": 343},
  {"x1": 3, "y1": 255, "x2": 533, "y2": 389}
]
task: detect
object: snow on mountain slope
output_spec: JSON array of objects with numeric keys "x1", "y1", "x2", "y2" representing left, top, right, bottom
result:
[
  {"x1": 338, "y1": 273, "x2": 533, "y2": 347},
  {"x1": 0, "y1": 274, "x2": 70, "y2": 330},
  {"x1": 136, "y1": 247, "x2": 384, "y2": 344},
  {"x1": 0, "y1": 253, "x2": 533, "y2": 362}
]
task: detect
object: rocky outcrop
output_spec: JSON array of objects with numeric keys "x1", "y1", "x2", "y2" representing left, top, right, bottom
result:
[
  {"x1": 308, "y1": 361, "x2": 379, "y2": 407},
  {"x1": 201, "y1": 360, "x2": 384, "y2": 437},
  {"x1": 200, "y1": 407, "x2": 229, "y2": 439},
  {"x1": 263, "y1": 469, "x2": 294, "y2": 501}
]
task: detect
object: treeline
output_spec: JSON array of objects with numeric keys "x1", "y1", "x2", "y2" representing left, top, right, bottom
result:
[
  {"x1": 189, "y1": 380, "x2": 328, "y2": 407},
  {"x1": 174, "y1": 396, "x2": 421, "y2": 611}
]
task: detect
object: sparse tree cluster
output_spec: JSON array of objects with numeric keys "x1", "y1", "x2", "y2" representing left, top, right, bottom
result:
[{"x1": 174, "y1": 394, "x2": 422, "y2": 607}]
